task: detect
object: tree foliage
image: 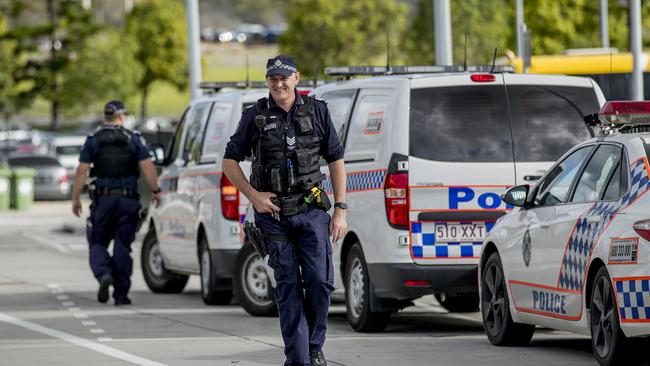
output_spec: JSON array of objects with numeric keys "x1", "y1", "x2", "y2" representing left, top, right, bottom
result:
[
  {"x1": 125, "y1": 0, "x2": 188, "y2": 121},
  {"x1": 279, "y1": 0, "x2": 408, "y2": 78}
]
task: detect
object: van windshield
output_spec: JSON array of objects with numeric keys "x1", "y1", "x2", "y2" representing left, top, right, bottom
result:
[{"x1": 409, "y1": 86, "x2": 513, "y2": 162}]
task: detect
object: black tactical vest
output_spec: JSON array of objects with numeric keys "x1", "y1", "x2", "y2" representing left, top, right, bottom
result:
[
  {"x1": 250, "y1": 95, "x2": 325, "y2": 196},
  {"x1": 93, "y1": 126, "x2": 139, "y2": 179}
]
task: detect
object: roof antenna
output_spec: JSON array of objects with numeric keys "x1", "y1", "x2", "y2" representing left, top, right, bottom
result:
[
  {"x1": 245, "y1": 54, "x2": 250, "y2": 87},
  {"x1": 385, "y1": 31, "x2": 391, "y2": 74},
  {"x1": 490, "y1": 48, "x2": 497, "y2": 73},
  {"x1": 463, "y1": 33, "x2": 468, "y2": 71}
]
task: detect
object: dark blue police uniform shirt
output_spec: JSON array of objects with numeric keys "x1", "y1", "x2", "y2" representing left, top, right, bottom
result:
[
  {"x1": 79, "y1": 125, "x2": 150, "y2": 191},
  {"x1": 224, "y1": 91, "x2": 344, "y2": 163}
]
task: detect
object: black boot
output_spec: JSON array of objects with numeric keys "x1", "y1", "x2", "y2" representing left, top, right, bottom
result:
[
  {"x1": 309, "y1": 351, "x2": 327, "y2": 366},
  {"x1": 97, "y1": 275, "x2": 113, "y2": 304}
]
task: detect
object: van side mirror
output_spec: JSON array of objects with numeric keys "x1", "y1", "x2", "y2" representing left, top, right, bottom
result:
[
  {"x1": 501, "y1": 185, "x2": 530, "y2": 207},
  {"x1": 150, "y1": 144, "x2": 166, "y2": 165}
]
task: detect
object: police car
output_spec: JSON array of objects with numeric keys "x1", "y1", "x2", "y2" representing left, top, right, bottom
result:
[
  {"x1": 480, "y1": 101, "x2": 650, "y2": 365},
  {"x1": 283, "y1": 66, "x2": 606, "y2": 332}
]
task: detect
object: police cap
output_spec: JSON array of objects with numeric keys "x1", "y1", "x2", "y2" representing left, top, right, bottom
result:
[
  {"x1": 266, "y1": 55, "x2": 298, "y2": 78},
  {"x1": 104, "y1": 100, "x2": 127, "y2": 117}
]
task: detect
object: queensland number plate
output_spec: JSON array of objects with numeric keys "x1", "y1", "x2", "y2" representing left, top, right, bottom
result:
[{"x1": 435, "y1": 223, "x2": 486, "y2": 243}]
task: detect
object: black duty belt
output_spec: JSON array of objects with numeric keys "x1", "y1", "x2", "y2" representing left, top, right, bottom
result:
[
  {"x1": 272, "y1": 193, "x2": 309, "y2": 217},
  {"x1": 97, "y1": 187, "x2": 139, "y2": 198}
]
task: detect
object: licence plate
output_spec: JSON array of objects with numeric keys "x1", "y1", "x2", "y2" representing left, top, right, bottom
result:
[{"x1": 435, "y1": 223, "x2": 486, "y2": 243}]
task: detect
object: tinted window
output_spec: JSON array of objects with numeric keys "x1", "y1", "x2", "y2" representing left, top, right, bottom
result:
[
  {"x1": 320, "y1": 89, "x2": 357, "y2": 144},
  {"x1": 183, "y1": 102, "x2": 211, "y2": 163},
  {"x1": 201, "y1": 101, "x2": 233, "y2": 159},
  {"x1": 410, "y1": 86, "x2": 513, "y2": 162},
  {"x1": 168, "y1": 108, "x2": 189, "y2": 162},
  {"x1": 9, "y1": 156, "x2": 60, "y2": 166},
  {"x1": 508, "y1": 85, "x2": 599, "y2": 162},
  {"x1": 55, "y1": 146, "x2": 82, "y2": 155},
  {"x1": 535, "y1": 146, "x2": 593, "y2": 206},
  {"x1": 571, "y1": 145, "x2": 622, "y2": 203}
]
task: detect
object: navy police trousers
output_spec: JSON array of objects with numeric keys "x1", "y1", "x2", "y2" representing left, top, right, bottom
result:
[
  {"x1": 87, "y1": 195, "x2": 140, "y2": 302},
  {"x1": 255, "y1": 206, "x2": 335, "y2": 366}
]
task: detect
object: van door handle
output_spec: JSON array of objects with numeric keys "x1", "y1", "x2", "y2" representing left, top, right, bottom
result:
[
  {"x1": 524, "y1": 175, "x2": 542, "y2": 181},
  {"x1": 540, "y1": 222, "x2": 551, "y2": 229},
  {"x1": 587, "y1": 216, "x2": 602, "y2": 224}
]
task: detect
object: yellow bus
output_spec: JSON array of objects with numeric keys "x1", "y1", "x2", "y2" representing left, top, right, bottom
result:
[{"x1": 504, "y1": 50, "x2": 650, "y2": 100}]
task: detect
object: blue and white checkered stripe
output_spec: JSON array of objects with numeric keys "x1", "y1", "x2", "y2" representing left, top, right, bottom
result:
[
  {"x1": 411, "y1": 221, "x2": 496, "y2": 258},
  {"x1": 321, "y1": 170, "x2": 386, "y2": 194},
  {"x1": 616, "y1": 279, "x2": 650, "y2": 322},
  {"x1": 559, "y1": 159, "x2": 650, "y2": 291}
]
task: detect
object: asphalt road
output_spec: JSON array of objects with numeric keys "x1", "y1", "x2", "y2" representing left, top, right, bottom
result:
[{"x1": 0, "y1": 201, "x2": 607, "y2": 366}]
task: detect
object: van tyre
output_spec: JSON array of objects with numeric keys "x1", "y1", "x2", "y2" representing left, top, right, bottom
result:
[
  {"x1": 590, "y1": 267, "x2": 638, "y2": 366},
  {"x1": 345, "y1": 243, "x2": 391, "y2": 332},
  {"x1": 141, "y1": 229, "x2": 189, "y2": 293},
  {"x1": 199, "y1": 236, "x2": 233, "y2": 305},
  {"x1": 481, "y1": 252, "x2": 535, "y2": 346},
  {"x1": 234, "y1": 243, "x2": 277, "y2": 316},
  {"x1": 435, "y1": 293, "x2": 479, "y2": 313}
]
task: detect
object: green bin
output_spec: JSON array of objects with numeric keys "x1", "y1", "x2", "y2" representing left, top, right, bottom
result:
[
  {"x1": 0, "y1": 165, "x2": 10, "y2": 211},
  {"x1": 11, "y1": 168, "x2": 35, "y2": 211}
]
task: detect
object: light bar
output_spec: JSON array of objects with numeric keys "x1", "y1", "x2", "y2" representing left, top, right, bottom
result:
[
  {"x1": 598, "y1": 101, "x2": 650, "y2": 125},
  {"x1": 324, "y1": 65, "x2": 514, "y2": 77},
  {"x1": 199, "y1": 80, "x2": 321, "y2": 92}
]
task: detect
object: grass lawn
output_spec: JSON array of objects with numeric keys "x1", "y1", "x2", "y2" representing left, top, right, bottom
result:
[{"x1": 20, "y1": 43, "x2": 279, "y2": 128}]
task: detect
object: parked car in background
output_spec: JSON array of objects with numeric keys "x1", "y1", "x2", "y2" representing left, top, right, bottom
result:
[
  {"x1": 48, "y1": 136, "x2": 86, "y2": 175},
  {"x1": 8, "y1": 155, "x2": 71, "y2": 200}
]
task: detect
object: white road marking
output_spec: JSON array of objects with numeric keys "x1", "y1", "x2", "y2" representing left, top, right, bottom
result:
[
  {"x1": 61, "y1": 302, "x2": 75, "y2": 307},
  {"x1": 47, "y1": 283, "x2": 60, "y2": 289},
  {"x1": 68, "y1": 307, "x2": 81, "y2": 312},
  {"x1": 51, "y1": 288, "x2": 64, "y2": 294},
  {"x1": 24, "y1": 233, "x2": 69, "y2": 253},
  {"x1": 72, "y1": 313, "x2": 88, "y2": 319},
  {"x1": 0, "y1": 312, "x2": 167, "y2": 366},
  {"x1": 90, "y1": 328, "x2": 105, "y2": 334},
  {"x1": 81, "y1": 320, "x2": 97, "y2": 326},
  {"x1": 97, "y1": 337, "x2": 113, "y2": 342},
  {"x1": 56, "y1": 295, "x2": 69, "y2": 300},
  {"x1": 67, "y1": 243, "x2": 87, "y2": 251}
]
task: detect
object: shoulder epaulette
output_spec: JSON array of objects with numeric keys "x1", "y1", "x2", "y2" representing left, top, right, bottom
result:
[{"x1": 313, "y1": 96, "x2": 327, "y2": 104}]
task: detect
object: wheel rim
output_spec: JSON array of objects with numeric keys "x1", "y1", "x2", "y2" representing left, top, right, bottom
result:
[
  {"x1": 348, "y1": 257, "x2": 364, "y2": 319},
  {"x1": 148, "y1": 241, "x2": 164, "y2": 278},
  {"x1": 201, "y1": 248, "x2": 210, "y2": 296},
  {"x1": 482, "y1": 262, "x2": 507, "y2": 336},
  {"x1": 591, "y1": 276, "x2": 615, "y2": 358},
  {"x1": 242, "y1": 252, "x2": 273, "y2": 306}
]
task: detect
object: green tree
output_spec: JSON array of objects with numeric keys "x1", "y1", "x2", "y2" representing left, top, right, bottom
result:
[
  {"x1": 125, "y1": 0, "x2": 188, "y2": 121},
  {"x1": 280, "y1": 0, "x2": 408, "y2": 79}
]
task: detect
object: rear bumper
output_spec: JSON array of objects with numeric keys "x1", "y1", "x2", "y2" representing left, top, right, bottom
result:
[
  {"x1": 367, "y1": 263, "x2": 478, "y2": 300},
  {"x1": 210, "y1": 249, "x2": 240, "y2": 279}
]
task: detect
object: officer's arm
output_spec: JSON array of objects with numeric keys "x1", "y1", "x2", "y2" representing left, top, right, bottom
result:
[
  {"x1": 328, "y1": 159, "x2": 346, "y2": 206},
  {"x1": 139, "y1": 159, "x2": 160, "y2": 192},
  {"x1": 72, "y1": 163, "x2": 90, "y2": 202}
]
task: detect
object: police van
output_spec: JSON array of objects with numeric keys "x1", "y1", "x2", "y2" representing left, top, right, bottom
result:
[
  {"x1": 141, "y1": 82, "x2": 299, "y2": 305},
  {"x1": 275, "y1": 66, "x2": 605, "y2": 332}
]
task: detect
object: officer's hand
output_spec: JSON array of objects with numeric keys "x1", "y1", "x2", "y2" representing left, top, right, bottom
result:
[
  {"x1": 151, "y1": 192, "x2": 161, "y2": 208},
  {"x1": 330, "y1": 208, "x2": 347, "y2": 243},
  {"x1": 72, "y1": 199, "x2": 82, "y2": 217},
  {"x1": 251, "y1": 191, "x2": 280, "y2": 213}
]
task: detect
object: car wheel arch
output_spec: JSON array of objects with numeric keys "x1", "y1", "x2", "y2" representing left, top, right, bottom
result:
[
  {"x1": 196, "y1": 224, "x2": 207, "y2": 256},
  {"x1": 340, "y1": 231, "x2": 361, "y2": 283},
  {"x1": 584, "y1": 258, "x2": 607, "y2": 312},
  {"x1": 481, "y1": 241, "x2": 499, "y2": 272}
]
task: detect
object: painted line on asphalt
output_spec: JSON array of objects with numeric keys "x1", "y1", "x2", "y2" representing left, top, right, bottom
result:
[
  {"x1": 0, "y1": 312, "x2": 167, "y2": 366},
  {"x1": 90, "y1": 328, "x2": 106, "y2": 334},
  {"x1": 81, "y1": 320, "x2": 97, "y2": 327},
  {"x1": 24, "y1": 233, "x2": 69, "y2": 253}
]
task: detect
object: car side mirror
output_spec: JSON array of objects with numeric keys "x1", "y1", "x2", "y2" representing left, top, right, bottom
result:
[
  {"x1": 150, "y1": 144, "x2": 166, "y2": 165},
  {"x1": 501, "y1": 185, "x2": 530, "y2": 207}
]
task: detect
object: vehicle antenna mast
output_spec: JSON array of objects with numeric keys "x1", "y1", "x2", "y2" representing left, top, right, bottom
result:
[
  {"x1": 463, "y1": 33, "x2": 468, "y2": 71},
  {"x1": 490, "y1": 48, "x2": 497, "y2": 73}
]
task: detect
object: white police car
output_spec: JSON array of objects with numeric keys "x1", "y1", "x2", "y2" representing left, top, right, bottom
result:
[{"x1": 481, "y1": 101, "x2": 650, "y2": 366}]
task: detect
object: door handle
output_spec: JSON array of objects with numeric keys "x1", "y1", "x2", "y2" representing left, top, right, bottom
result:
[
  {"x1": 587, "y1": 216, "x2": 602, "y2": 224},
  {"x1": 540, "y1": 223, "x2": 551, "y2": 229},
  {"x1": 524, "y1": 175, "x2": 542, "y2": 181}
]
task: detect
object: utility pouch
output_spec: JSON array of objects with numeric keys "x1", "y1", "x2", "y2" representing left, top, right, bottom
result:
[
  {"x1": 296, "y1": 116, "x2": 313, "y2": 134},
  {"x1": 250, "y1": 164, "x2": 263, "y2": 189},
  {"x1": 318, "y1": 190, "x2": 332, "y2": 211},
  {"x1": 304, "y1": 187, "x2": 332, "y2": 211},
  {"x1": 270, "y1": 167, "x2": 283, "y2": 193},
  {"x1": 254, "y1": 115, "x2": 266, "y2": 129},
  {"x1": 295, "y1": 149, "x2": 319, "y2": 174}
]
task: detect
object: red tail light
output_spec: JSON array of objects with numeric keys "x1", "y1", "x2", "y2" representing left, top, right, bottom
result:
[
  {"x1": 298, "y1": 89, "x2": 311, "y2": 95},
  {"x1": 56, "y1": 173, "x2": 69, "y2": 184},
  {"x1": 404, "y1": 280, "x2": 430, "y2": 287},
  {"x1": 470, "y1": 74, "x2": 496, "y2": 82},
  {"x1": 634, "y1": 220, "x2": 650, "y2": 241},
  {"x1": 220, "y1": 174, "x2": 240, "y2": 221},
  {"x1": 384, "y1": 173, "x2": 409, "y2": 229}
]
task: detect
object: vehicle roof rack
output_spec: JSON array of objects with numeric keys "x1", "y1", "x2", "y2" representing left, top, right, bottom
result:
[
  {"x1": 324, "y1": 65, "x2": 515, "y2": 79},
  {"x1": 199, "y1": 80, "x2": 321, "y2": 93}
]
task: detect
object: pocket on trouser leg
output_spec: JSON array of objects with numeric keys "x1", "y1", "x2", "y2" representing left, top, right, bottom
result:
[{"x1": 266, "y1": 241, "x2": 295, "y2": 285}]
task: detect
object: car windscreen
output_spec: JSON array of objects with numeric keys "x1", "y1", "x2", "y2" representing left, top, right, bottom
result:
[
  {"x1": 9, "y1": 156, "x2": 60, "y2": 167},
  {"x1": 507, "y1": 85, "x2": 599, "y2": 162},
  {"x1": 409, "y1": 86, "x2": 513, "y2": 162},
  {"x1": 55, "y1": 145, "x2": 82, "y2": 155}
]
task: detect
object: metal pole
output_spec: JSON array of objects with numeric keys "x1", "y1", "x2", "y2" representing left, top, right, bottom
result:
[
  {"x1": 630, "y1": 0, "x2": 643, "y2": 100},
  {"x1": 124, "y1": 0, "x2": 133, "y2": 13},
  {"x1": 600, "y1": 0, "x2": 609, "y2": 48},
  {"x1": 186, "y1": 0, "x2": 202, "y2": 100},
  {"x1": 433, "y1": 0, "x2": 452, "y2": 65},
  {"x1": 516, "y1": 0, "x2": 524, "y2": 57}
]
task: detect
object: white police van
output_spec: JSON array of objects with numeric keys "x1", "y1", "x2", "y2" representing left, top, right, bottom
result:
[
  {"x1": 481, "y1": 101, "x2": 650, "y2": 366},
  {"x1": 141, "y1": 82, "x2": 270, "y2": 305},
  {"x1": 304, "y1": 66, "x2": 605, "y2": 332}
]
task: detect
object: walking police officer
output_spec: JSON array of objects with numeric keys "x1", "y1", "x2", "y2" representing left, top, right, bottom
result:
[
  {"x1": 223, "y1": 55, "x2": 347, "y2": 366},
  {"x1": 72, "y1": 101, "x2": 162, "y2": 306}
]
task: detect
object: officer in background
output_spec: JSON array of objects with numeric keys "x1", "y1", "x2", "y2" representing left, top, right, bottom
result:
[
  {"x1": 223, "y1": 55, "x2": 347, "y2": 366},
  {"x1": 71, "y1": 101, "x2": 162, "y2": 306}
]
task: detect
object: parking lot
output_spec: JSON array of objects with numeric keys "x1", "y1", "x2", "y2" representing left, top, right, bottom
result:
[{"x1": 0, "y1": 201, "x2": 605, "y2": 366}]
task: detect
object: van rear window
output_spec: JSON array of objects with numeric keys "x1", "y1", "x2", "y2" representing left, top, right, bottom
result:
[{"x1": 409, "y1": 86, "x2": 513, "y2": 162}]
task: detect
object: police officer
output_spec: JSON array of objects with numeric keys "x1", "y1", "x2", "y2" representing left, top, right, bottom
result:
[
  {"x1": 223, "y1": 55, "x2": 347, "y2": 366},
  {"x1": 71, "y1": 101, "x2": 162, "y2": 306}
]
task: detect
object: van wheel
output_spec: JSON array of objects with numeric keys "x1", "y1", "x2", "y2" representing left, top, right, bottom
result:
[
  {"x1": 199, "y1": 236, "x2": 233, "y2": 305},
  {"x1": 345, "y1": 243, "x2": 391, "y2": 332},
  {"x1": 435, "y1": 293, "x2": 479, "y2": 313},
  {"x1": 590, "y1": 267, "x2": 637, "y2": 366},
  {"x1": 141, "y1": 229, "x2": 188, "y2": 293},
  {"x1": 481, "y1": 252, "x2": 535, "y2": 346},
  {"x1": 234, "y1": 243, "x2": 277, "y2": 316}
]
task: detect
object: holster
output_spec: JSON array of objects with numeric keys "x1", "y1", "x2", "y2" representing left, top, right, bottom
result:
[
  {"x1": 272, "y1": 194, "x2": 308, "y2": 216},
  {"x1": 243, "y1": 221, "x2": 288, "y2": 258}
]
